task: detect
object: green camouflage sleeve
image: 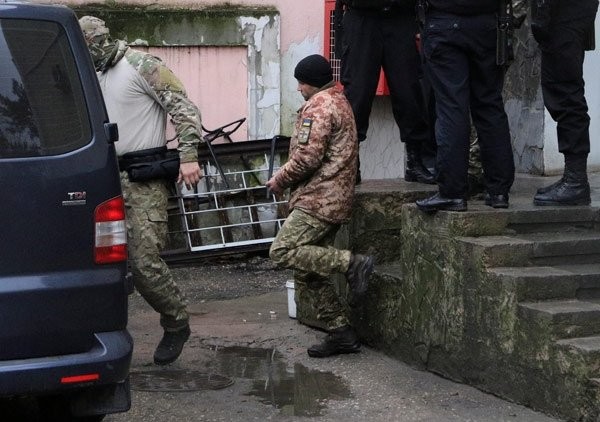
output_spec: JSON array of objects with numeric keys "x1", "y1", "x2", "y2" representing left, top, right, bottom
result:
[{"x1": 132, "y1": 52, "x2": 203, "y2": 163}]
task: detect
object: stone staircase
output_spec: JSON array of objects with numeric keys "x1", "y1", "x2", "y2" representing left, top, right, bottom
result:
[
  {"x1": 462, "y1": 208, "x2": 600, "y2": 420},
  {"x1": 344, "y1": 181, "x2": 600, "y2": 421}
]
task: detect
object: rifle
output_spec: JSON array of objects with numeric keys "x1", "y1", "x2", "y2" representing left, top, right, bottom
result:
[{"x1": 496, "y1": 0, "x2": 514, "y2": 67}]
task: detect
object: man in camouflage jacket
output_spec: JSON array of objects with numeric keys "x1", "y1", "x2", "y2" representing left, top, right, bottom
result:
[
  {"x1": 79, "y1": 16, "x2": 203, "y2": 365},
  {"x1": 267, "y1": 54, "x2": 375, "y2": 358}
]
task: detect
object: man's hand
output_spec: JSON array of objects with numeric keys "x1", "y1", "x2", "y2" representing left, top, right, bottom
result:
[
  {"x1": 178, "y1": 161, "x2": 203, "y2": 190},
  {"x1": 265, "y1": 177, "x2": 283, "y2": 195}
]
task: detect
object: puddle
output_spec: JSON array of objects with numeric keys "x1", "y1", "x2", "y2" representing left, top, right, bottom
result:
[
  {"x1": 130, "y1": 370, "x2": 234, "y2": 392},
  {"x1": 212, "y1": 346, "x2": 352, "y2": 417},
  {"x1": 128, "y1": 346, "x2": 352, "y2": 416}
]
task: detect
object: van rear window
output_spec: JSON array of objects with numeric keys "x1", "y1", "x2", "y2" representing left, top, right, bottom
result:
[{"x1": 0, "y1": 19, "x2": 90, "y2": 158}]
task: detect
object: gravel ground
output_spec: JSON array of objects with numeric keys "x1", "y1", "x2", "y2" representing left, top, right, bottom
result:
[
  {"x1": 170, "y1": 254, "x2": 291, "y2": 301},
  {"x1": 129, "y1": 253, "x2": 292, "y2": 311}
]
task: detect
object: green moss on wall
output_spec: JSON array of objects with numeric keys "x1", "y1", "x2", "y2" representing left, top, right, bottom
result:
[{"x1": 73, "y1": 5, "x2": 277, "y2": 46}]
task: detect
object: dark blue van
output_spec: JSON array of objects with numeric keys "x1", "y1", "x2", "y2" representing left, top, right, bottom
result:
[{"x1": 0, "y1": 2, "x2": 132, "y2": 420}]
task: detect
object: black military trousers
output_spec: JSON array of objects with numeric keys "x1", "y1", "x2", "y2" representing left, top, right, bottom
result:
[
  {"x1": 423, "y1": 12, "x2": 514, "y2": 198},
  {"x1": 534, "y1": 1, "x2": 598, "y2": 156},
  {"x1": 340, "y1": 8, "x2": 429, "y2": 145}
]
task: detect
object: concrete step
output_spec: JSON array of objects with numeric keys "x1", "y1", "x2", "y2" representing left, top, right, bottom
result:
[
  {"x1": 488, "y1": 264, "x2": 600, "y2": 301},
  {"x1": 556, "y1": 336, "x2": 600, "y2": 377},
  {"x1": 504, "y1": 206, "x2": 600, "y2": 234},
  {"x1": 459, "y1": 230, "x2": 600, "y2": 267},
  {"x1": 519, "y1": 300, "x2": 600, "y2": 339}
]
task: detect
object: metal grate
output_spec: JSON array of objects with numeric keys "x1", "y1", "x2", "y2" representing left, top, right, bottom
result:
[
  {"x1": 328, "y1": 9, "x2": 341, "y2": 82},
  {"x1": 168, "y1": 159, "x2": 288, "y2": 253}
]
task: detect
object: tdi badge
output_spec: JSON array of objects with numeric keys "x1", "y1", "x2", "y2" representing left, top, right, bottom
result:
[{"x1": 298, "y1": 118, "x2": 312, "y2": 144}]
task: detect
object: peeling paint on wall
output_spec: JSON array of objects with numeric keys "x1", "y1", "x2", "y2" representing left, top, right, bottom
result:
[
  {"x1": 281, "y1": 37, "x2": 321, "y2": 136},
  {"x1": 239, "y1": 15, "x2": 281, "y2": 140}
]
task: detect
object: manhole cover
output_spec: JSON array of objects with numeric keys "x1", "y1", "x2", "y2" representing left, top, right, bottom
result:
[{"x1": 130, "y1": 370, "x2": 234, "y2": 392}]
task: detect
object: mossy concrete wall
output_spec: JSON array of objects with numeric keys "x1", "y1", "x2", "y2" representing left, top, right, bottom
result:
[
  {"x1": 354, "y1": 207, "x2": 510, "y2": 364},
  {"x1": 352, "y1": 203, "x2": 600, "y2": 420},
  {"x1": 347, "y1": 182, "x2": 436, "y2": 263}
]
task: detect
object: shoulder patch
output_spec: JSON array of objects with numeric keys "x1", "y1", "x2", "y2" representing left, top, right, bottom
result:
[{"x1": 298, "y1": 118, "x2": 312, "y2": 144}]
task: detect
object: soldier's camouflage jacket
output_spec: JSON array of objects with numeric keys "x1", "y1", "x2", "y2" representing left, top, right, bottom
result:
[
  {"x1": 271, "y1": 83, "x2": 358, "y2": 224},
  {"x1": 96, "y1": 40, "x2": 202, "y2": 163}
]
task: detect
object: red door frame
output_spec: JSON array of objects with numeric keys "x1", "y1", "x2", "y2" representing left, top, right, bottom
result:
[{"x1": 323, "y1": 0, "x2": 390, "y2": 95}]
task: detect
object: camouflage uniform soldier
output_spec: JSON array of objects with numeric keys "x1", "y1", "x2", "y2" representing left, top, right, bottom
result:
[
  {"x1": 267, "y1": 55, "x2": 375, "y2": 358},
  {"x1": 79, "y1": 16, "x2": 203, "y2": 365},
  {"x1": 467, "y1": 122, "x2": 485, "y2": 199}
]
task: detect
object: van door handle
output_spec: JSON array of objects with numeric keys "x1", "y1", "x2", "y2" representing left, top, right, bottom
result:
[{"x1": 104, "y1": 122, "x2": 119, "y2": 144}]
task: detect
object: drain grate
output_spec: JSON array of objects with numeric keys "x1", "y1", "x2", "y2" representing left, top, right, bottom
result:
[{"x1": 130, "y1": 370, "x2": 234, "y2": 392}]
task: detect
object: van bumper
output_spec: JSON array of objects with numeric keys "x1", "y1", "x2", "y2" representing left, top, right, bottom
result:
[{"x1": 0, "y1": 330, "x2": 133, "y2": 396}]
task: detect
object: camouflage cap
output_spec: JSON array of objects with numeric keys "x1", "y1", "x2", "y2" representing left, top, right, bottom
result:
[{"x1": 78, "y1": 15, "x2": 110, "y2": 48}]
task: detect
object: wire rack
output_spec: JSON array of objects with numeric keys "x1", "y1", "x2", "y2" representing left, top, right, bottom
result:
[{"x1": 167, "y1": 161, "x2": 288, "y2": 253}]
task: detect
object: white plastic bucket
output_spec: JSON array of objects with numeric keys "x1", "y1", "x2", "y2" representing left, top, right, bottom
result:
[{"x1": 285, "y1": 280, "x2": 296, "y2": 319}]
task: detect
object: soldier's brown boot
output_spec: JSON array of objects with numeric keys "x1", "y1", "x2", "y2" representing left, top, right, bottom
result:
[
  {"x1": 153, "y1": 325, "x2": 191, "y2": 365},
  {"x1": 345, "y1": 254, "x2": 374, "y2": 295},
  {"x1": 307, "y1": 326, "x2": 361, "y2": 358}
]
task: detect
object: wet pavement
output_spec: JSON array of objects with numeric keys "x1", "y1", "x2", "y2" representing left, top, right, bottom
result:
[
  {"x1": 107, "y1": 173, "x2": 599, "y2": 422},
  {"x1": 105, "y1": 248, "x2": 564, "y2": 422}
]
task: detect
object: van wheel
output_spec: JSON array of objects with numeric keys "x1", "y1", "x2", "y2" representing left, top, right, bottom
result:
[{"x1": 37, "y1": 396, "x2": 106, "y2": 421}]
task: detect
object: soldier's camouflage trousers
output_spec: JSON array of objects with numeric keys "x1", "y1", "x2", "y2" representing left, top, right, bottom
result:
[
  {"x1": 121, "y1": 173, "x2": 189, "y2": 331},
  {"x1": 270, "y1": 208, "x2": 352, "y2": 331},
  {"x1": 468, "y1": 123, "x2": 484, "y2": 198}
]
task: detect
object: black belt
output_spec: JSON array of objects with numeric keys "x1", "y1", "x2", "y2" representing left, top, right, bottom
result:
[{"x1": 118, "y1": 146, "x2": 170, "y2": 172}]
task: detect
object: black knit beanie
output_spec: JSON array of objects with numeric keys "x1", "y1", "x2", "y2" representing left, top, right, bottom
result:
[{"x1": 294, "y1": 54, "x2": 333, "y2": 88}]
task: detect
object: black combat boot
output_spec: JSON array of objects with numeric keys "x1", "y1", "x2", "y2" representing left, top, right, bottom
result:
[
  {"x1": 153, "y1": 324, "x2": 191, "y2": 365},
  {"x1": 484, "y1": 193, "x2": 509, "y2": 209},
  {"x1": 405, "y1": 142, "x2": 436, "y2": 184},
  {"x1": 536, "y1": 176, "x2": 564, "y2": 195},
  {"x1": 533, "y1": 154, "x2": 591, "y2": 206},
  {"x1": 307, "y1": 326, "x2": 361, "y2": 358},
  {"x1": 345, "y1": 254, "x2": 374, "y2": 295},
  {"x1": 416, "y1": 192, "x2": 467, "y2": 213}
]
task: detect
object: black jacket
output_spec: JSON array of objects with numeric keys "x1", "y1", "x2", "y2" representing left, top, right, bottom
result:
[
  {"x1": 427, "y1": 0, "x2": 497, "y2": 15},
  {"x1": 346, "y1": 0, "x2": 416, "y2": 10}
]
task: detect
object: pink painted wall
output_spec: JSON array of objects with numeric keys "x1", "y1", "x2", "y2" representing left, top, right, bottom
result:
[{"x1": 146, "y1": 46, "x2": 249, "y2": 142}]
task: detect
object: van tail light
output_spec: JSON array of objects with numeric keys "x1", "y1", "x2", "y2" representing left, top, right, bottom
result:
[
  {"x1": 61, "y1": 373, "x2": 100, "y2": 384},
  {"x1": 94, "y1": 196, "x2": 127, "y2": 264}
]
